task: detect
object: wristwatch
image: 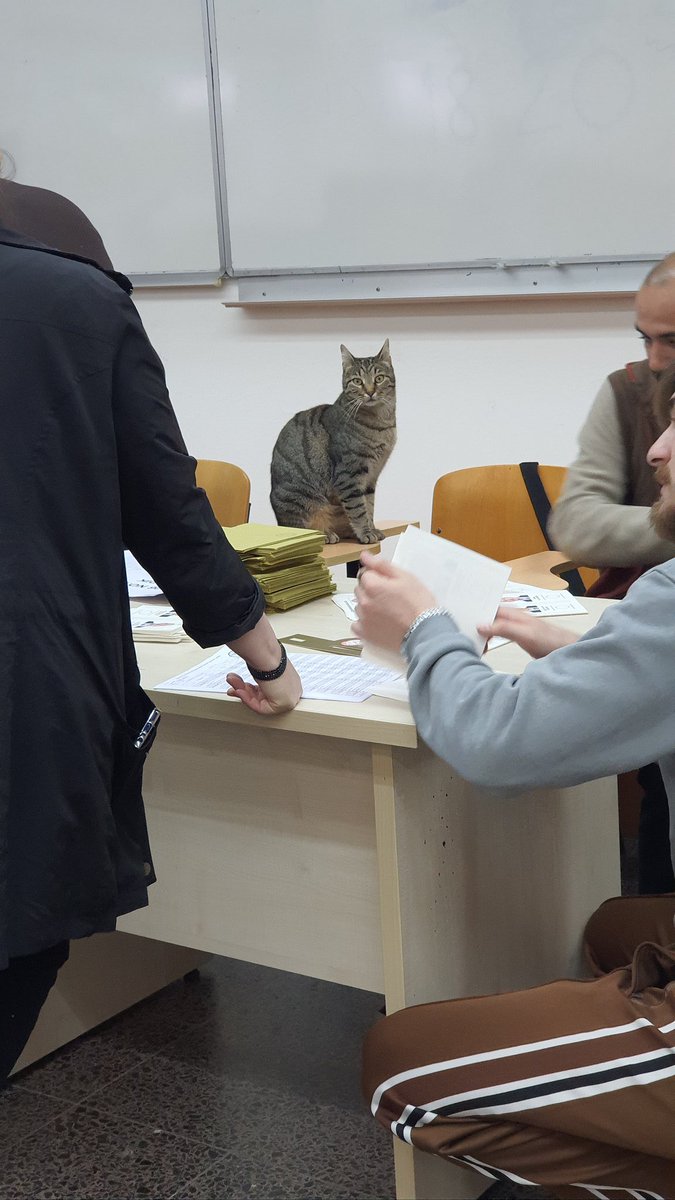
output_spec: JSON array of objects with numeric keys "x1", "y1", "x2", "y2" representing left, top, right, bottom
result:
[
  {"x1": 248, "y1": 641, "x2": 288, "y2": 682},
  {"x1": 401, "y1": 607, "x2": 450, "y2": 650}
]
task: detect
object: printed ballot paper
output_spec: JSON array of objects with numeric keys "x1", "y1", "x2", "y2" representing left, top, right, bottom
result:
[
  {"x1": 332, "y1": 593, "x2": 358, "y2": 623},
  {"x1": 362, "y1": 525, "x2": 511, "y2": 674},
  {"x1": 125, "y1": 551, "x2": 162, "y2": 598},
  {"x1": 155, "y1": 647, "x2": 402, "y2": 704},
  {"x1": 485, "y1": 583, "x2": 587, "y2": 650},
  {"x1": 501, "y1": 582, "x2": 586, "y2": 616},
  {"x1": 129, "y1": 606, "x2": 185, "y2": 643}
]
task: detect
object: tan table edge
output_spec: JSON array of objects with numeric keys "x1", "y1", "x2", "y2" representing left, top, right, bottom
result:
[
  {"x1": 504, "y1": 550, "x2": 574, "y2": 591},
  {"x1": 320, "y1": 520, "x2": 419, "y2": 567},
  {"x1": 145, "y1": 684, "x2": 418, "y2": 748}
]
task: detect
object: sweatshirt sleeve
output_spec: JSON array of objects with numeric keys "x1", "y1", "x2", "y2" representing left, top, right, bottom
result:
[
  {"x1": 111, "y1": 296, "x2": 265, "y2": 647},
  {"x1": 548, "y1": 379, "x2": 675, "y2": 567},
  {"x1": 405, "y1": 568, "x2": 675, "y2": 792}
]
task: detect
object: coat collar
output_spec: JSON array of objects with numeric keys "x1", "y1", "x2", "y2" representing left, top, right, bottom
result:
[{"x1": 0, "y1": 225, "x2": 133, "y2": 294}]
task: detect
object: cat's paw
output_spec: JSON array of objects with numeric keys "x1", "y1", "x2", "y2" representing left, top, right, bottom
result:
[
  {"x1": 324, "y1": 531, "x2": 341, "y2": 544},
  {"x1": 358, "y1": 529, "x2": 383, "y2": 544}
]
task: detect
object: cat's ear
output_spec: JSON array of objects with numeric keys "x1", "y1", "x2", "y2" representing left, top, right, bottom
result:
[
  {"x1": 340, "y1": 344, "x2": 355, "y2": 369},
  {"x1": 376, "y1": 338, "x2": 391, "y2": 362}
]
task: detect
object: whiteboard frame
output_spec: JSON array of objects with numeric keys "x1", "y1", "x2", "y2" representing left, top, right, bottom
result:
[
  {"x1": 128, "y1": 0, "x2": 228, "y2": 289},
  {"x1": 229, "y1": 256, "x2": 662, "y2": 305},
  {"x1": 210, "y1": 0, "x2": 670, "y2": 304},
  {"x1": 129, "y1": 271, "x2": 224, "y2": 288},
  {"x1": 203, "y1": 0, "x2": 231, "y2": 280}
]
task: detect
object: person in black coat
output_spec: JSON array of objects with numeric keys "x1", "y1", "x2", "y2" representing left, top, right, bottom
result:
[{"x1": 0, "y1": 225, "x2": 301, "y2": 1082}]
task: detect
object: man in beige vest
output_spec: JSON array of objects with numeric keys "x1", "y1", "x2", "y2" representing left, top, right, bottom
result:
[{"x1": 549, "y1": 255, "x2": 675, "y2": 894}]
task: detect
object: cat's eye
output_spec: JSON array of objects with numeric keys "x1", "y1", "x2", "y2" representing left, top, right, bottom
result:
[{"x1": 375, "y1": 373, "x2": 387, "y2": 382}]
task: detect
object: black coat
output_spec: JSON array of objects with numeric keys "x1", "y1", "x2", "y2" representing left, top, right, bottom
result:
[{"x1": 0, "y1": 229, "x2": 264, "y2": 967}]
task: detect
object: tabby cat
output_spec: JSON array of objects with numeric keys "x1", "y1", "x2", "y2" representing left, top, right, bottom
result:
[{"x1": 270, "y1": 340, "x2": 397, "y2": 543}]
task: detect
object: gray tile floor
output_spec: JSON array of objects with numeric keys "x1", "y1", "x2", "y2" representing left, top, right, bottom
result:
[
  {"x1": 0, "y1": 840, "x2": 637, "y2": 1200},
  {"x1": 0, "y1": 957, "x2": 395, "y2": 1199}
]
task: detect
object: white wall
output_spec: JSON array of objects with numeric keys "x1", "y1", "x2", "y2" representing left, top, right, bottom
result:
[{"x1": 134, "y1": 286, "x2": 638, "y2": 532}]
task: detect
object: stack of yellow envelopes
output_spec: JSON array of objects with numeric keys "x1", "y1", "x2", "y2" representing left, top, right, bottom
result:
[{"x1": 222, "y1": 524, "x2": 336, "y2": 611}]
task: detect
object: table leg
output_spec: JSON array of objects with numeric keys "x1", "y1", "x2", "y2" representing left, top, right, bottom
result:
[{"x1": 371, "y1": 743, "x2": 620, "y2": 1200}]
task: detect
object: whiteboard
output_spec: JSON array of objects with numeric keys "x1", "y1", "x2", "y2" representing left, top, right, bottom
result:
[
  {"x1": 215, "y1": 0, "x2": 675, "y2": 292},
  {"x1": 1, "y1": 0, "x2": 223, "y2": 283}
]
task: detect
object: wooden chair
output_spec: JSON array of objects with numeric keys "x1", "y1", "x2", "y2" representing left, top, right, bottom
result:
[
  {"x1": 431, "y1": 464, "x2": 597, "y2": 590},
  {"x1": 195, "y1": 459, "x2": 251, "y2": 527}
]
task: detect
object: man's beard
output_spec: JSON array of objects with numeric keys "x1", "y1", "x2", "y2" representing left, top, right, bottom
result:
[
  {"x1": 650, "y1": 498, "x2": 675, "y2": 540},
  {"x1": 650, "y1": 466, "x2": 675, "y2": 539}
]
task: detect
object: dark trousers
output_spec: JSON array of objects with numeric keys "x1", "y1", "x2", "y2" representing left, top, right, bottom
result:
[
  {"x1": 638, "y1": 762, "x2": 675, "y2": 894},
  {"x1": 0, "y1": 941, "x2": 69, "y2": 1086}
]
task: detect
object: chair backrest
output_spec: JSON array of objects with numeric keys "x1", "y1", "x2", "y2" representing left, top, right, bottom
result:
[
  {"x1": 431, "y1": 464, "x2": 568, "y2": 562},
  {"x1": 195, "y1": 459, "x2": 251, "y2": 527}
]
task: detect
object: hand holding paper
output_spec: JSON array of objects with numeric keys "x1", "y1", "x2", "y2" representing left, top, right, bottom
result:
[
  {"x1": 353, "y1": 556, "x2": 437, "y2": 655},
  {"x1": 356, "y1": 525, "x2": 511, "y2": 672}
]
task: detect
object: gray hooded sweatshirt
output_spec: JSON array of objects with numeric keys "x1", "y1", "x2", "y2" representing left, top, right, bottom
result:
[{"x1": 404, "y1": 560, "x2": 675, "y2": 875}]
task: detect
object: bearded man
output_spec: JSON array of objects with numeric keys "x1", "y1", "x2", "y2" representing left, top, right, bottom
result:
[
  {"x1": 550, "y1": 255, "x2": 675, "y2": 894},
  {"x1": 356, "y1": 372, "x2": 675, "y2": 1198}
]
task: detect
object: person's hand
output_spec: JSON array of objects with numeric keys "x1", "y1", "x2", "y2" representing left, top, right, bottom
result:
[
  {"x1": 226, "y1": 659, "x2": 302, "y2": 715},
  {"x1": 353, "y1": 553, "x2": 437, "y2": 652},
  {"x1": 478, "y1": 606, "x2": 580, "y2": 659},
  {"x1": 226, "y1": 614, "x2": 302, "y2": 714}
]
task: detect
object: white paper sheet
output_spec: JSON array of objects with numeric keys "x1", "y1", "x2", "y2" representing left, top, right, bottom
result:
[
  {"x1": 501, "y1": 582, "x2": 587, "y2": 616},
  {"x1": 125, "y1": 551, "x2": 163, "y2": 598},
  {"x1": 485, "y1": 584, "x2": 588, "y2": 650},
  {"x1": 155, "y1": 647, "x2": 403, "y2": 703},
  {"x1": 361, "y1": 526, "x2": 511, "y2": 672},
  {"x1": 332, "y1": 592, "x2": 358, "y2": 622},
  {"x1": 371, "y1": 677, "x2": 410, "y2": 704},
  {"x1": 130, "y1": 606, "x2": 181, "y2": 629},
  {"x1": 130, "y1": 605, "x2": 185, "y2": 642}
]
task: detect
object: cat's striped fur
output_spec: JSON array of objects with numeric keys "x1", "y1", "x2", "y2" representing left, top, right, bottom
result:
[{"x1": 270, "y1": 340, "x2": 396, "y2": 543}]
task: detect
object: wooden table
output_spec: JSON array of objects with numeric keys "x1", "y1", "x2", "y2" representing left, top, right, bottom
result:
[
  {"x1": 112, "y1": 590, "x2": 620, "y2": 1200},
  {"x1": 320, "y1": 519, "x2": 417, "y2": 572},
  {"x1": 506, "y1": 549, "x2": 572, "y2": 589},
  {"x1": 322, "y1": 535, "x2": 583, "y2": 592}
]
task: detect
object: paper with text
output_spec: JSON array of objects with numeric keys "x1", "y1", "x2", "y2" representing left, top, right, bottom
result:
[
  {"x1": 361, "y1": 525, "x2": 511, "y2": 672},
  {"x1": 332, "y1": 593, "x2": 358, "y2": 622},
  {"x1": 125, "y1": 551, "x2": 163, "y2": 598},
  {"x1": 502, "y1": 582, "x2": 587, "y2": 616},
  {"x1": 155, "y1": 647, "x2": 402, "y2": 703},
  {"x1": 485, "y1": 584, "x2": 588, "y2": 650},
  {"x1": 130, "y1": 605, "x2": 186, "y2": 642}
]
